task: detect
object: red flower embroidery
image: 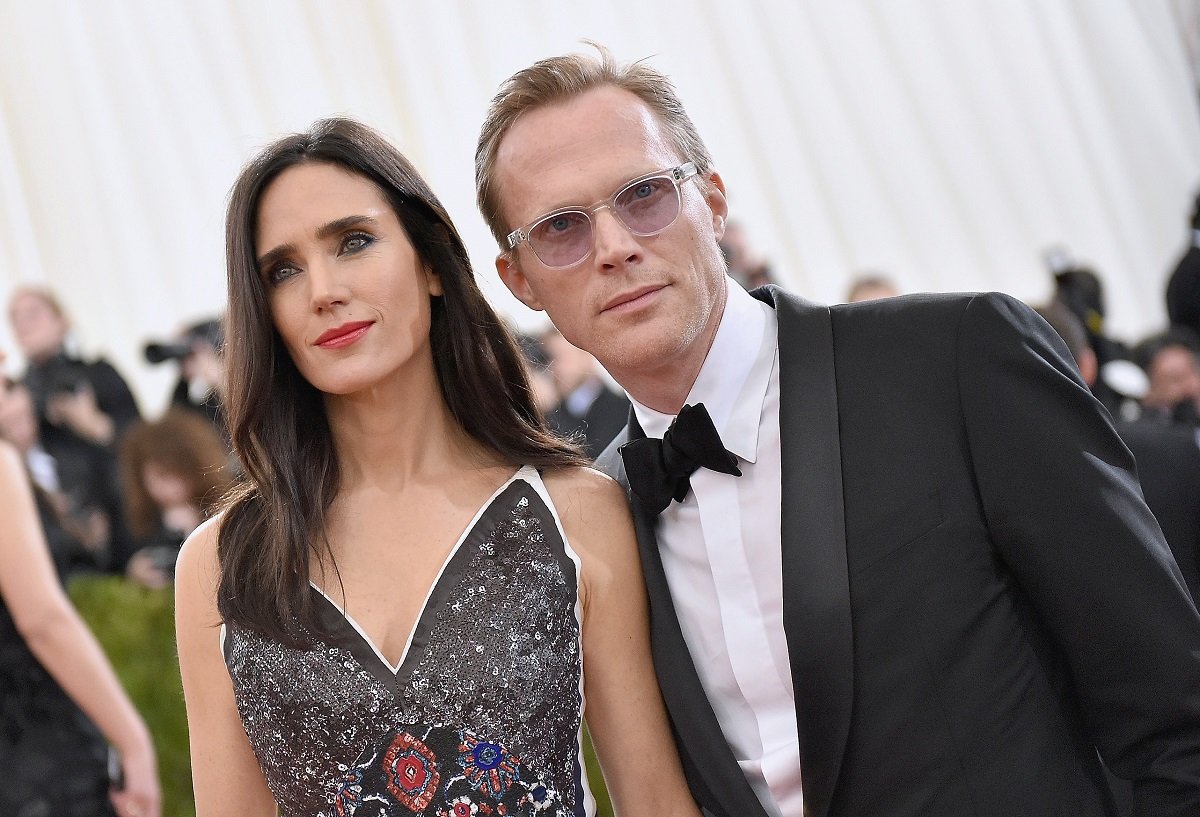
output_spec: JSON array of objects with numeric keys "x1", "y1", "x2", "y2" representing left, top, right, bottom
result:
[{"x1": 382, "y1": 731, "x2": 441, "y2": 811}]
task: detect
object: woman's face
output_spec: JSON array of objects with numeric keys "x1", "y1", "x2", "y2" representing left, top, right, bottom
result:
[
  {"x1": 253, "y1": 162, "x2": 443, "y2": 397},
  {"x1": 141, "y1": 460, "x2": 192, "y2": 508},
  {"x1": 8, "y1": 292, "x2": 67, "y2": 363}
]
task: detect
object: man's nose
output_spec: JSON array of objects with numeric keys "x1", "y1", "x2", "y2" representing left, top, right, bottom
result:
[{"x1": 591, "y1": 207, "x2": 640, "y2": 269}]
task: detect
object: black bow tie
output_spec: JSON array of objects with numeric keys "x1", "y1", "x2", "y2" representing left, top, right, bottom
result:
[{"x1": 619, "y1": 402, "x2": 742, "y2": 514}]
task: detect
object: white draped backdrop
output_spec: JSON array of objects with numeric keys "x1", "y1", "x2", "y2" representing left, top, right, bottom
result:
[{"x1": 1, "y1": 0, "x2": 1199, "y2": 413}]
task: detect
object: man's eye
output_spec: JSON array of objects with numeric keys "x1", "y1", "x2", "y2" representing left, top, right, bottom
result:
[{"x1": 538, "y1": 212, "x2": 587, "y2": 237}]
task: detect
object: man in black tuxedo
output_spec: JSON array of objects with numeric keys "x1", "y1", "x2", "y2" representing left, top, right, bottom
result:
[
  {"x1": 1037, "y1": 303, "x2": 1200, "y2": 607},
  {"x1": 475, "y1": 46, "x2": 1200, "y2": 817}
]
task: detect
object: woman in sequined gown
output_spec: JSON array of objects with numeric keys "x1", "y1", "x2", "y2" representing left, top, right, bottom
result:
[
  {"x1": 175, "y1": 118, "x2": 704, "y2": 817},
  {"x1": 0, "y1": 358, "x2": 160, "y2": 817}
]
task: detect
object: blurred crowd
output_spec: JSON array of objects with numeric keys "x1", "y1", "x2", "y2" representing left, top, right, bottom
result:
[{"x1": 1, "y1": 288, "x2": 234, "y2": 591}]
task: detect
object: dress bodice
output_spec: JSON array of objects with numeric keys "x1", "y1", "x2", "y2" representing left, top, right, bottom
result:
[{"x1": 223, "y1": 468, "x2": 593, "y2": 817}]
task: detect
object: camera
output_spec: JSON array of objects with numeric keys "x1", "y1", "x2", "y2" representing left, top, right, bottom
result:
[
  {"x1": 143, "y1": 318, "x2": 224, "y2": 366},
  {"x1": 40, "y1": 358, "x2": 90, "y2": 397},
  {"x1": 143, "y1": 341, "x2": 192, "y2": 365}
]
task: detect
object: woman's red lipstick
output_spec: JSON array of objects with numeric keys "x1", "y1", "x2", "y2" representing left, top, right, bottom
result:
[{"x1": 315, "y1": 321, "x2": 373, "y2": 348}]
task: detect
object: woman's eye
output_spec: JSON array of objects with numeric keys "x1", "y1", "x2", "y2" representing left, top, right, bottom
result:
[
  {"x1": 266, "y1": 265, "x2": 299, "y2": 286},
  {"x1": 341, "y1": 232, "x2": 373, "y2": 253}
]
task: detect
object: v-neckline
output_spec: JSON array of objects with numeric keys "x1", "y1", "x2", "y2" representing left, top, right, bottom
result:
[{"x1": 309, "y1": 467, "x2": 531, "y2": 683}]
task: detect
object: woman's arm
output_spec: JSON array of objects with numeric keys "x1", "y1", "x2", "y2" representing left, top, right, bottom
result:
[
  {"x1": 175, "y1": 516, "x2": 278, "y2": 817},
  {"x1": 544, "y1": 467, "x2": 703, "y2": 817},
  {"x1": 0, "y1": 443, "x2": 160, "y2": 817}
]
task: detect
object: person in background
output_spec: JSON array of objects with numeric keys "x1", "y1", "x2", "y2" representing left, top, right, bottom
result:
[
  {"x1": 144, "y1": 317, "x2": 228, "y2": 447},
  {"x1": 8, "y1": 286, "x2": 141, "y2": 450},
  {"x1": 7, "y1": 286, "x2": 140, "y2": 571},
  {"x1": 119, "y1": 408, "x2": 234, "y2": 589},
  {"x1": 476, "y1": 43, "x2": 1200, "y2": 817},
  {"x1": 513, "y1": 328, "x2": 560, "y2": 416},
  {"x1": 1166, "y1": 189, "x2": 1200, "y2": 340},
  {"x1": 843, "y1": 273, "x2": 899, "y2": 303},
  {"x1": 1050, "y1": 265, "x2": 1143, "y2": 417},
  {"x1": 719, "y1": 218, "x2": 775, "y2": 290},
  {"x1": 0, "y1": 377, "x2": 111, "y2": 575},
  {"x1": 1135, "y1": 327, "x2": 1200, "y2": 427},
  {"x1": 542, "y1": 326, "x2": 630, "y2": 459},
  {"x1": 175, "y1": 117, "x2": 704, "y2": 817},
  {"x1": 0, "y1": 350, "x2": 160, "y2": 817}
]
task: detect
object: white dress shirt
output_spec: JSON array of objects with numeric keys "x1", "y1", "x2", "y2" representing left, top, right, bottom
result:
[{"x1": 630, "y1": 280, "x2": 802, "y2": 817}]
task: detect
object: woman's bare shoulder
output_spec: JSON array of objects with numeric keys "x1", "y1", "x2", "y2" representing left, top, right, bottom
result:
[
  {"x1": 539, "y1": 465, "x2": 630, "y2": 522},
  {"x1": 175, "y1": 512, "x2": 224, "y2": 593}
]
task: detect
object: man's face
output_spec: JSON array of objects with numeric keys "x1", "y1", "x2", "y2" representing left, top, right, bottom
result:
[
  {"x1": 1147, "y1": 345, "x2": 1200, "y2": 410},
  {"x1": 492, "y1": 86, "x2": 729, "y2": 399}
]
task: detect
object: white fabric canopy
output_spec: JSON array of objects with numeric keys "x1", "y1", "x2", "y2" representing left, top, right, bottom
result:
[{"x1": 1, "y1": 0, "x2": 1198, "y2": 413}]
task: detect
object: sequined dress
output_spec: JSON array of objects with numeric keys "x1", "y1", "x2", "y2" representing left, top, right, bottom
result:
[
  {"x1": 223, "y1": 467, "x2": 594, "y2": 817},
  {"x1": 0, "y1": 501, "x2": 114, "y2": 816}
]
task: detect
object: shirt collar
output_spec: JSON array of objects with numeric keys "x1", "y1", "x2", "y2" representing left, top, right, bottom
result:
[{"x1": 631, "y1": 280, "x2": 778, "y2": 463}]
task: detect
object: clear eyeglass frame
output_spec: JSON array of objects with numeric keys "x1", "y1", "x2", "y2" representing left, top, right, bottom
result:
[{"x1": 505, "y1": 162, "x2": 699, "y2": 269}]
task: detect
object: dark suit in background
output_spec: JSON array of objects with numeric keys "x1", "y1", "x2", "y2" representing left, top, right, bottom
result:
[
  {"x1": 1117, "y1": 419, "x2": 1200, "y2": 606},
  {"x1": 545, "y1": 381, "x2": 630, "y2": 460}
]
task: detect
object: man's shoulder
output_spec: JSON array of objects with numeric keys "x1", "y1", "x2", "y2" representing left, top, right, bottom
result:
[
  {"x1": 594, "y1": 427, "x2": 631, "y2": 482},
  {"x1": 753, "y1": 284, "x2": 992, "y2": 325}
]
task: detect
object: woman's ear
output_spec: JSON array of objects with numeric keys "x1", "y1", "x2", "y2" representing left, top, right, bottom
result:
[{"x1": 424, "y1": 264, "x2": 444, "y2": 297}]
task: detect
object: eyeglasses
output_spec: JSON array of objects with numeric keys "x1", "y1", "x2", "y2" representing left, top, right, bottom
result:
[{"x1": 506, "y1": 162, "x2": 699, "y2": 269}]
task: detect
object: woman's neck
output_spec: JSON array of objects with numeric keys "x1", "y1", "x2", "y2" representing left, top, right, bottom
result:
[{"x1": 324, "y1": 371, "x2": 496, "y2": 492}]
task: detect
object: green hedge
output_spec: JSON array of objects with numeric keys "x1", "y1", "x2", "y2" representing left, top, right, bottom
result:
[
  {"x1": 69, "y1": 575, "x2": 194, "y2": 817},
  {"x1": 68, "y1": 575, "x2": 614, "y2": 817}
]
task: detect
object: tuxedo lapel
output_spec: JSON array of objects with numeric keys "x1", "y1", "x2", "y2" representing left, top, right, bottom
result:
[
  {"x1": 761, "y1": 286, "x2": 854, "y2": 817},
  {"x1": 600, "y1": 415, "x2": 769, "y2": 817}
]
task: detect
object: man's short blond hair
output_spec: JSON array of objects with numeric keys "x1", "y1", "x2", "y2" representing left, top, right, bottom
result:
[{"x1": 475, "y1": 43, "x2": 714, "y2": 249}]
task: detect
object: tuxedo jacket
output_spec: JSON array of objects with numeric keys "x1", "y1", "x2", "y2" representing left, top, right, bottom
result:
[{"x1": 596, "y1": 288, "x2": 1200, "y2": 817}]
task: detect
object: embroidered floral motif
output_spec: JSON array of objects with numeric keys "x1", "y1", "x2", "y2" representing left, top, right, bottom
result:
[
  {"x1": 333, "y1": 767, "x2": 364, "y2": 817},
  {"x1": 382, "y1": 731, "x2": 440, "y2": 811},
  {"x1": 518, "y1": 781, "x2": 557, "y2": 814},
  {"x1": 458, "y1": 733, "x2": 520, "y2": 798},
  {"x1": 440, "y1": 794, "x2": 480, "y2": 817},
  {"x1": 332, "y1": 724, "x2": 568, "y2": 817}
]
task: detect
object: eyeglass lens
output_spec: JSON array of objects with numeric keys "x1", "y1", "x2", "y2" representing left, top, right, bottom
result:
[{"x1": 528, "y1": 175, "x2": 682, "y2": 268}]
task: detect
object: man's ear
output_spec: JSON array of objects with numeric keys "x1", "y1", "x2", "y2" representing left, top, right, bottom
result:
[
  {"x1": 496, "y1": 254, "x2": 544, "y2": 311},
  {"x1": 705, "y1": 171, "x2": 729, "y2": 239}
]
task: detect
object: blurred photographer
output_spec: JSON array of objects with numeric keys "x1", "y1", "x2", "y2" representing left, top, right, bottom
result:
[
  {"x1": 7, "y1": 286, "x2": 141, "y2": 451},
  {"x1": 7, "y1": 286, "x2": 140, "y2": 571},
  {"x1": 143, "y1": 317, "x2": 228, "y2": 448}
]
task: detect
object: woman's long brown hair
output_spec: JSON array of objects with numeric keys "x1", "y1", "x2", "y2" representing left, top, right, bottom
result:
[{"x1": 219, "y1": 118, "x2": 586, "y2": 644}]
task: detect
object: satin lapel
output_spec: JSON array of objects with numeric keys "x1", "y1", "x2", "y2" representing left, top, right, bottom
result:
[
  {"x1": 761, "y1": 286, "x2": 854, "y2": 817},
  {"x1": 601, "y1": 415, "x2": 769, "y2": 817}
]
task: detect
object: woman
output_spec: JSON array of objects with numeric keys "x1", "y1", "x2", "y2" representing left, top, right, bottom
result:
[
  {"x1": 0, "y1": 357, "x2": 160, "y2": 817},
  {"x1": 119, "y1": 408, "x2": 234, "y2": 588},
  {"x1": 175, "y1": 118, "x2": 702, "y2": 817}
]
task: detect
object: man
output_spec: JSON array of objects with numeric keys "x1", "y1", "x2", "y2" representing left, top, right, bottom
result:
[
  {"x1": 1036, "y1": 304, "x2": 1200, "y2": 615},
  {"x1": 1135, "y1": 327, "x2": 1200, "y2": 427},
  {"x1": 1166, "y1": 190, "x2": 1200, "y2": 339},
  {"x1": 475, "y1": 46, "x2": 1200, "y2": 817},
  {"x1": 540, "y1": 325, "x2": 630, "y2": 459}
]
